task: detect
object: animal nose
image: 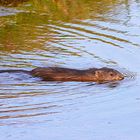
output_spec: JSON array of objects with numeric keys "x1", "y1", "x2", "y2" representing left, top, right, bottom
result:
[{"x1": 119, "y1": 74, "x2": 124, "y2": 80}]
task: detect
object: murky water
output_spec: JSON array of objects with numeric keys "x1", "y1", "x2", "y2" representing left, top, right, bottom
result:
[{"x1": 0, "y1": 0, "x2": 140, "y2": 139}]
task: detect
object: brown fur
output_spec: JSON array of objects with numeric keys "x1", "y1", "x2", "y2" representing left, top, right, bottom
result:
[
  {"x1": 0, "y1": 67, "x2": 124, "y2": 82},
  {"x1": 31, "y1": 67, "x2": 124, "y2": 82}
]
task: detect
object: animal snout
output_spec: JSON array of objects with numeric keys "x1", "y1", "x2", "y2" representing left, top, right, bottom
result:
[{"x1": 118, "y1": 74, "x2": 124, "y2": 80}]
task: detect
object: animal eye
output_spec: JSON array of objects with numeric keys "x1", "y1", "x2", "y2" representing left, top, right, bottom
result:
[{"x1": 110, "y1": 73, "x2": 114, "y2": 76}]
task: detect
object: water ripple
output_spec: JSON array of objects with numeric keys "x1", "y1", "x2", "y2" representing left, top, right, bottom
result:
[{"x1": 1, "y1": 1, "x2": 140, "y2": 127}]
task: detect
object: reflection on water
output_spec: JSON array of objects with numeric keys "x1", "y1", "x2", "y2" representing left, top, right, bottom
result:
[{"x1": 0, "y1": 0, "x2": 140, "y2": 139}]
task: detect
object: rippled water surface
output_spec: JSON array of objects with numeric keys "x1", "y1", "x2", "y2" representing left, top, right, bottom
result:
[{"x1": 0, "y1": 0, "x2": 140, "y2": 139}]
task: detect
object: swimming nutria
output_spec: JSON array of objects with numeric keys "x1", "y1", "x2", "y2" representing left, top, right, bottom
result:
[{"x1": 0, "y1": 67, "x2": 124, "y2": 82}]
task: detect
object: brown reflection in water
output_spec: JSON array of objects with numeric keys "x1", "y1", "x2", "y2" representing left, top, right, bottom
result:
[
  {"x1": 0, "y1": 105, "x2": 57, "y2": 114},
  {"x1": 0, "y1": 0, "x2": 29, "y2": 7},
  {"x1": 0, "y1": 0, "x2": 120, "y2": 53},
  {"x1": 0, "y1": 111, "x2": 58, "y2": 119},
  {"x1": 0, "y1": 100, "x2": 60, "y2": 122},
  {"x1": 31, "y1": 0, "x2": 119, "y2": 20}
]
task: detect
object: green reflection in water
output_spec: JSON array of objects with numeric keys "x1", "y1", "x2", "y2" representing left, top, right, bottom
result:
[{"x1": 0, "y1": 0, "x2": 120, "y2": 53}]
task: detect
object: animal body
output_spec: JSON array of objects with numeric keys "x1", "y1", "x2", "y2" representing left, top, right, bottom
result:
[{"x1": 0, "y1": 67, "x2": 124, "y2": 82}]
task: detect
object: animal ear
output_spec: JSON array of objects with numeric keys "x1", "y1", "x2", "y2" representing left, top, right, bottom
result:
[{"x1": 95, "y1": 70, "x2": 102, "y2": 77}]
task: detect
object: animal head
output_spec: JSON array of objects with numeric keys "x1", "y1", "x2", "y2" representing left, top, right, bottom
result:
[{"x1": 94, "y1": 67, "x2": 124, "y2": 82}]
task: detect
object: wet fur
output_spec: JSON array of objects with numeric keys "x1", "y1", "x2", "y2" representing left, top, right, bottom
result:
[{"x1": 0, "y1": 67, "x2": 124, "y2": 82}]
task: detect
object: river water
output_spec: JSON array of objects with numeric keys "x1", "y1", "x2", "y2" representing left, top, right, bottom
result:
[{"x1": 0, "y1": 0, "x2": 140, "y2": 139}]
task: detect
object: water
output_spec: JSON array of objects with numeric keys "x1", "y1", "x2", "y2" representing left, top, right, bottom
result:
[{"x1": 0, "y1": 0, "x2": 140, "y2": 139}]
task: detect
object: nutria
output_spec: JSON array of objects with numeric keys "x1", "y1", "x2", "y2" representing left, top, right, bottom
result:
[{"x1": 0, "y1": 67, "x2": 124, "y2": 82}]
